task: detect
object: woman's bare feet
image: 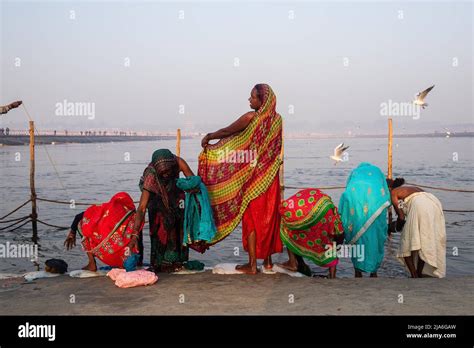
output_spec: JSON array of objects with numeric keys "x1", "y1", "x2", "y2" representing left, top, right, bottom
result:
[
  {"x1": 235, "y1": 263, "x2": 258, "y2": 274},
  {"x1": 263, "y1": 256, "x2": 273, "y2": 270},
  {"x1": 276, "y1": 260, "x2": 298, "y2": 272}
]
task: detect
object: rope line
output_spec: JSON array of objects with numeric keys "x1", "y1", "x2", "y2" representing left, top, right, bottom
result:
[
  {"x1": 405, "y1": 182, "x2": 474, "y2": 193},
  {"x1": 0, "y1": 216, "x2": 31, "y2": 231},
  {"x1": 0, "y1": 199, "x2": 31, "y2": 221},
  {"x1": 6, "y1": 219, "x2": 32, "y2": 233},
  {"x1": 36, "y1": 219, "x2": 69, "y2": 230},
  {"x1": 286, "y1": 183, "x2": 474, "y2": 193},
  {"x1": 0, "y1": 216, "x2": 30, "y2": 224},
  {"x1": 36, "y1": 197, "x2": 140, "y2": 205},
  {"x1": 285, "y1": 185, "x2": 345, "y2": 190},
  {"x1": 443, "y1": 209, "x2": 474, "y2": 213}
]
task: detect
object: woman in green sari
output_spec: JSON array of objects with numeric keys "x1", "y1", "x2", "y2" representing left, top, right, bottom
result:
[{"x1": 129, "y1": 149, "x2": 194, "y2": 273}]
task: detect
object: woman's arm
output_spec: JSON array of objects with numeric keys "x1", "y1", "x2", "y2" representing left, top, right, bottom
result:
[
  {"x1": 176, "y1": 156, "x2": 194, "y2": 177},
  {"x1": 128, "y1": 190, "x2": 150, "y2": 250},
  {"x1": 391, "y1": 189, "x2": 405, "y2": 221},
  {"x1": 201, "y1": 112, "x2": 255, "y2": 147}
]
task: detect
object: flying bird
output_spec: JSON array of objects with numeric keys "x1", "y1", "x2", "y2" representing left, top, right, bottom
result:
[
  {"x1": 330, "y1": 143, "x2": 349, "y2": 164},
  {"x1": 413, "y1": 85, "x2": 435, "y2": 109}
]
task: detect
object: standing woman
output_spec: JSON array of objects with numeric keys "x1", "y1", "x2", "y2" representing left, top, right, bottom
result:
[
  {"x1": 199, "y1": 84, "x2": 283, "y2": 274},
  {"x1": 339, "y1": 162, "x2": 391, "y2": 277},
  {"x1": 129, "y1": 149, "x2": 194, "y2": 273}
]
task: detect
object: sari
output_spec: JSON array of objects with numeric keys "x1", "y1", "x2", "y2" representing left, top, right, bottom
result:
[
  {"x1": 280, "y1": 189, "x2": 344, "y2": 267},
  {"x1": 139, "y1": 149, "x2": 188, "y2": 272},
  {"x1": 338, "y1": 162, "x2": 391, "y2": 273},
  {"x1": 198, "y1": 84, "x2": 283, "y2": 258},
  {"x1": 79, "y1": 192, "x2": 142, "y2": 268},
  {"x1": 397, "y1": 192, "x2": 446, "y2": 278}
]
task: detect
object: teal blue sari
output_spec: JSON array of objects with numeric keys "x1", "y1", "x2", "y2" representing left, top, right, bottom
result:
[{"x1": 339, "y1": 163, "x2": 390, "y2": 273}]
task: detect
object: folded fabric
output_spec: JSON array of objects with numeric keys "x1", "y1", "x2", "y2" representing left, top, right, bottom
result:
[
  {"x1": 107, "y1": 269, "x2": 158, "y2": 288},
  {"x1": 69, "y1": 270, "x2": 108, "y2": 278},
  {"x1": 24, "y1": 271, "x2": 60, "y2": 282},
  {"x1": 106, "y1": 268, "x2": 126, "y2": 281},
  {"x1": 176, "y1": 176, "x2": 217, "y2": 245},
  {"x1": 211, "y1": 263, "x2": 304, "y2": 277},
  {"x1": 183, "y1": 260, "x2": 205, "y2": 271}
]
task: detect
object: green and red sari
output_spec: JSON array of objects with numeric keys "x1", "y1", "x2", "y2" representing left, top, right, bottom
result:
[
  {"x1": 280, "y1": 188, "x2": 344, "y2": 267},
  {"x1": 198, "y1": 84, "x2": 283, "y2": 258},
  {"x1": 139, "y1": 149, "x2": 188, "y2": 272}
]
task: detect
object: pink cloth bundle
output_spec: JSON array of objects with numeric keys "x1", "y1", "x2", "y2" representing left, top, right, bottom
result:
[{"x1": 106, "y1": 269, "x2": 158, "y2": 288}]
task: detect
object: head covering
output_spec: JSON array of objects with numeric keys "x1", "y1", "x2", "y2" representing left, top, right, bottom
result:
[
  {"x1": 139, "y1": 149, "x2": 181, "y2": 230},
  {"x1": 198, "y1": 83, "x2": 282, "y2": 244},
  {"x1": 151, "y1": 149, "x2": 175, "y2": 164}
]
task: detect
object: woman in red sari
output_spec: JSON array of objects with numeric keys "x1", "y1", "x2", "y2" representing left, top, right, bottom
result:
[
  {"x1": 200, "y1": 84, "x2": 283, "y2": 274},
  {"x1": 64, "y1": 192, "x2": 143, "y2": 271}
]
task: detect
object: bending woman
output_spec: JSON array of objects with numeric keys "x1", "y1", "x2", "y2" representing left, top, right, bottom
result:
[
  {"x1": 339, "y1": 163, "x2": 391, "y2": 277},
  {"x1": 387, "y1": 178, "x2": 446, "y2": 278},
  {"x1": 64, "y1": 192, "x2": 143, "y2": 271}
]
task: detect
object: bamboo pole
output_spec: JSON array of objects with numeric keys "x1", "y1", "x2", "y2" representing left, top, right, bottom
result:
[
  {"x1": 279, "y1": 122, "x2": 284, "y2": 200},
  {"x1": 388, "y1": 118, "x2": 393, "y2": 180},
  {"x1": 388, "y1": 118, "x2": 393, "y2": 225},
  {"x1": 29, "y1": 121, "x2": 38, "y2": 243},
  {"x1": 176, "y1": 128, "x2": 181, "y2": 157}
]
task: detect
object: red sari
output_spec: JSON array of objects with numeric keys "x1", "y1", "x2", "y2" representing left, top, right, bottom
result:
[
  {"x1": 242, "y1": 175, "x2": 283, "y2": 259},
  {"x1": 79, "y1": 192, "x2": 142, "y2": 268}
]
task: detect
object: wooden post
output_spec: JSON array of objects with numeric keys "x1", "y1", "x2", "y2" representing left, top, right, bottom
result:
[
  {"x1": 279, "y1": 122, "x2": 284, "y2": 200},
  {"x1": 29, "y1": 121, "x2": 38, "y2": 243},
  {"x1": 176, "y1": 128, "x2": 181, "y2": 157},
  {"x1": 388, "y1": 118, "x2": 393, "y2": 180},
  {"x1": 388, "y1": 118, "x2": 393, "y2": 225}
]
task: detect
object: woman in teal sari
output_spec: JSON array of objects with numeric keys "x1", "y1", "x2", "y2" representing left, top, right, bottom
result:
[{"x1": 339, "y1": 162, "x2": 391, "y2": 277}]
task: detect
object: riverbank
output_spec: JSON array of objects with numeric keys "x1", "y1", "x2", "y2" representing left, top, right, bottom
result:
[
  {"x1": 0, "y1": 135, "x2": 190, "y2": 146},
  {"x1": 0, "y1": 272, "x2": 472, "y2": 315}
]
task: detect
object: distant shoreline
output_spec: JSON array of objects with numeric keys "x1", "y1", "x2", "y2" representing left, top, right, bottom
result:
[
  {"x1": 0, "y1": 132, "x2": 472, "y2": 146},
  {"x1": 0, "y1": 135, "x2": 191, "y2": 146}
]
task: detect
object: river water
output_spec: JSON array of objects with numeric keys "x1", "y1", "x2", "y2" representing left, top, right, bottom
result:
[{"x1": 1, "y1": 137, "x2": 473, "y2": 278}]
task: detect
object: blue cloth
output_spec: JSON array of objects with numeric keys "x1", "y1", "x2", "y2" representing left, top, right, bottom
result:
[
  {"x1": 338, "y1": 162, "x2": 391, "y2": 273},
  {"x1": 176, "y1": 176, "x2": 217, "y2": 245},
  {"x1": 123, "y1": 253, "x2": 140, "y2": 272}
]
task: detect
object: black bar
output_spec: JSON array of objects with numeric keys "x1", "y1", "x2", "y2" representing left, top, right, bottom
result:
[{"x1": 0, "y1": 315, "x2": 472, "y2": 346}]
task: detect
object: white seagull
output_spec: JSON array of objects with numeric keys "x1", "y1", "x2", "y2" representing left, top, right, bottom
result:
[
  {"x1": 330, "y1": 143, "x2": 349, "y2": 164},
  {"x1": 413, "y1": 85, "x2": 435, "y2": 109}
]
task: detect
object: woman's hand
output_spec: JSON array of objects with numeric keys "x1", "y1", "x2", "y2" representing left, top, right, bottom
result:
[
  {"x1": 396, "y1": 218, "x2": 406, "y2": 231},
  {"x1": 201, "y1": 134, "x2": 211, "y2": 148},
  {"x1": 9, "y1": 100, "x2": 22, "y2": 109},
  {"x1": 64, "y1": 231, "x2": 76, "y2": 250},
  {"x1": 127, "y1": 234, "x2": 139, "y2": 253}
]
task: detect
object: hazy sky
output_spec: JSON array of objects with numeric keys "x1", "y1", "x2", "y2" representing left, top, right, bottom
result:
[{"x1": 1, "y1": 0, "x2": 472, "y2": 133}]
